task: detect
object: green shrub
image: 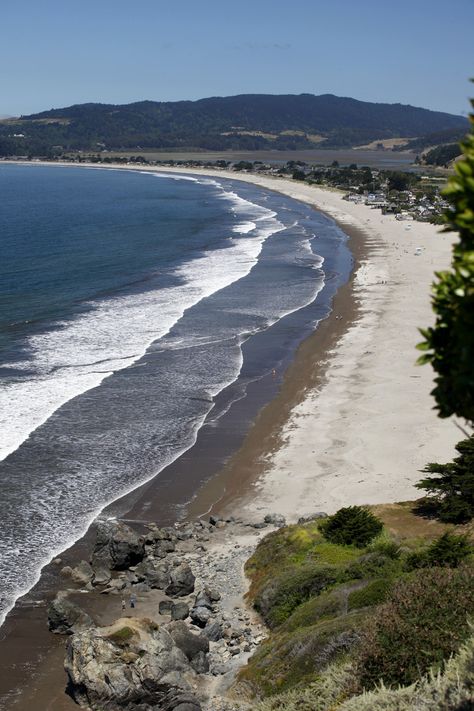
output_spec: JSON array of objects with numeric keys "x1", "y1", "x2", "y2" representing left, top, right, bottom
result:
[
  {"x1": 252, "y1": 661, "x2": 354, "y2": 711},
  {"x1": 367, "y1": 536, "x2": 401, "y2": 560},
  {"x1": 319, "y1": 507, "x2": 383, "y2": 548},
  {"x1": 254, "y1": 630, "x2": 474, "y2": 711},
  {"x1": 341, "y1": 552, "x2": 400, "y2": 582},
  {"x1": 347, "y1": 579, "x2": 392, "y2": 611},
  {"x1": 355, "y1": 564, "x2": 474, "y2": 690},
  {"x1": 341, "y1": 630, "x2": 474, "y2": 710},
  {"x1": 254, "y1": 564, "x2": 337, "y2": 628},
  {"x1": 281, "y1": 589, "x2": 343, "y2": 632},
  {"x1": 405, "y1": 532, "x2": 473, "y2": 570},
  {"x1": 241, "y1": 613, "x2": 364, "y2": 696},
  {"x1": 106, "y1": 626, "x2": 136, "y2": 645}
]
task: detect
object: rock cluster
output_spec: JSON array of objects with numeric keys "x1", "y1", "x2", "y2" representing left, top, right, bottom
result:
[
  {"x1": 53, "y1": 514, "x2": 288, "y2": 710},
  {"x1": 65, "y1": 618, "x2": 202, "y2": 711}
]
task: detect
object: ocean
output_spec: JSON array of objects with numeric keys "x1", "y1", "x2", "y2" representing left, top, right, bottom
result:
[{"x1": 0, "y1": 164, "x2": 352, "y2": 626}]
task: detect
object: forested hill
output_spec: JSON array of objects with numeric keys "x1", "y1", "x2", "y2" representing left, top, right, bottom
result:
[{"x1": 0, "y1": 93, "x2": 468, "y2": 156}]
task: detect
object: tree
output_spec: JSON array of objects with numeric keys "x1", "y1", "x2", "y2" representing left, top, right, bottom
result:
[
  {"x1": 319, "y1": 506, "x2": 383, "y2": 548},
  {"x1": 416, "y1": 436, "x2": 474, "y2": 522},
  {"x1": 415, "y1": 91, "x2": 474, "y2": 523},
  {"x1": 417, "y1": 93, "x2": 474, "y2": 425}
]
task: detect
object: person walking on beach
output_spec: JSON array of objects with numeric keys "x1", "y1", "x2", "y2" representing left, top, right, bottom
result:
[
  {"x1": 121, "y1": 598, "x2": 126, "y2": 612},
  {"x1": 130, "y1": 594, "x2": 136, "y2": 609}
]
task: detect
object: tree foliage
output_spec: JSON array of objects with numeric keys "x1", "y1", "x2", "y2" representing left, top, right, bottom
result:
[
  {"x1": 424, "y1": 142, "x2": 462, "y2": 166},
  {"x1": 417, "y1": 94, "x2": 474, "y2": 424},
  {"x1": 405, "y1": 531, "x2": 473, "y2": 568},
  {"x1": 416, "y1": 436, "x2": 474, "y2": 522},
  {"x1": 319, "y1": 506, "x2": 383, "y2": 548}
]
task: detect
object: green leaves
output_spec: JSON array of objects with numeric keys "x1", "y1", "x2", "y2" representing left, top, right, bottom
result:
[
  {"x1": 416, "y1": 435, "x2": 474, "y2": 523},
  {"x1": 319, "y1": 506, "x2": 383, "y2": 548},
  {"x1": 417, "y1": 101, "x2": 474, "y2": 424}
]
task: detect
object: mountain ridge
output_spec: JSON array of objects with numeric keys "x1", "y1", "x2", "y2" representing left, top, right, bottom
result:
[{"x1": 1, "y1": 93, "x2": 468, "y2": 156}]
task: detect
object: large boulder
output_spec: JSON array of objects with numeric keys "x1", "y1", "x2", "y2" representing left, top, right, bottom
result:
[
  {"x1": 171, "y1": 602, "x2": 190, "y2": 621},
  {"x1": 193, "y1": 589, "x2": 213, "y2": 610},
  {"x1": 145, "y1": 525, "x2": 177, "y2": 544},
  {"x1": 134, "y1": 558, "x2": 171, "y2": 589},
  {"x1": 165, "y1": 563, "x2": 195, "y2": 598},
  {"x1": 65, "y1": 618, "x2": 200, "y2": 710},
  {"x1": 48, "y1": 594, "x2": 93, "y2": 635},
  {"x1": 189, "y1": 606, "x2": 211, "y2": 628},
  {"x1": 202, "y1": 620, "x2": 223, "y2": 642},
  {"x1": 91, "y1": 521, "x2": 145, "y2": 572},
  {"x1": 167, "y1": 620, "x2": 209, "y2": 662},
  {"x1": 70, "y1": 560, "x2": 94, "y2": 586},
  {"x1": 264, "y1": 513, "x2": 286, "y2": 527},
  {"x1": 92, "y1": 565, "x2": 112, "y2": 587}
]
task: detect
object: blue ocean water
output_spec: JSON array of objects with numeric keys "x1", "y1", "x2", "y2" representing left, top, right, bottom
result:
[{"x1": 0, "y1": 164, "x2": 352, "y2": 624}]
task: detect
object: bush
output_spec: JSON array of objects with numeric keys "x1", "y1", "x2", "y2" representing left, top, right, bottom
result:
[
  {"x1": 281, "y1": 589, "x2": 343, "y2": 632},
  {"x1": 319, "y1": 507, "x2": 384, "y2": 548},
  {"x1": 241, "y1": 613, "x2": 364, "y2": 697},
  {"x1": 254, "y1": 564, "x2": 337, "y2": 628},
  {"x1": 106, "y1": 626, "x2": 136, "y2": 645},
  {"x1": 355, "y1": 564, "x2": 474, "y2": 690},
  {"x1": 405, "y1": 532, "x2": 473, "y2": 570},
  {"x1": 342, "y1": 552, "x2": 400, "y2": 582},
  {"x1": 348, "y1": 579, "x2": 393, "y2": 610},
  {"x1": 367, "y1": 537, "x2": 401, "y2": 560}
]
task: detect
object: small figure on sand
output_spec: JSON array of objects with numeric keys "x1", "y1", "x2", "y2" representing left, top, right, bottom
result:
[
  {"x1": 121, "y1": 598, "x2": 126, "y2": 612},
  {"x1": 130, "y1": 594, "x2": 136, "y2": 609}
]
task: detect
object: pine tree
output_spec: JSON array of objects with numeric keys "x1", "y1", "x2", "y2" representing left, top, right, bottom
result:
[{"x1": 416, "y1": 436, "x2": 474, "y2": 522}]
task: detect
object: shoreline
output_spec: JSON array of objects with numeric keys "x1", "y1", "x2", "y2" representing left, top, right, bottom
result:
[{"x1": 0, "y1": 162, "x2": 460, "y2": 709}]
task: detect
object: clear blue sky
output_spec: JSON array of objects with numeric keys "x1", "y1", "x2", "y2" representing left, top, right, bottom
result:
[{"x1": 1, "y1": 0, "x2": 473, "y2": 116}]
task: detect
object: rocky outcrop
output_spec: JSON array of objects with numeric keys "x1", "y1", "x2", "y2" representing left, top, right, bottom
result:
[
  {"x1": 52, "y1": 516, "x2": 267, "y2": 710},
  {"x1": 91, "y1": 521, "x2": 145, "y2": 573},
  {"x1": 65, "y1": 618, "x2": 202, "y2": 711},
  {"x1": 48, "y1": 593, "x2": 93, "y2": 635},
  {"x1": 165, "y1": 562, "x2": 195, "y2": 597},
  {"x1": 134, "y1": 557, "x2": 171, "y2": 589}
]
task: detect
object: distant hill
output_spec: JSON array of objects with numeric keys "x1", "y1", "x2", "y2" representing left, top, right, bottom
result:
[
  {"x1": 0, "y1": 94, "x2": 468, "y2": 157},
  {"x1": 395, "y1": 126, "x2": 469, "y2": 153}
]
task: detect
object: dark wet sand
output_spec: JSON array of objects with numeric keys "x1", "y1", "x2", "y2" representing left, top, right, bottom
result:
[{"x1": 0, "y1": 192, "x2": 370, "y2": 710}]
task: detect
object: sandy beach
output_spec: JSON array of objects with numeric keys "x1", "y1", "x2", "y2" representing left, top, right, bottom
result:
[
  {"x1": 145, "y1": 167, "x2": 460, "y2": 520},
  {"x1": 0, "y1": 161, "x2": 461, "y2": 709}
]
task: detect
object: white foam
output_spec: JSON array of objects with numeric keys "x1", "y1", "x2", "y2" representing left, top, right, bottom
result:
[
  {"x1": 233, "y1": 221, "x2": 256, "y2": 234},
  {"x1": 0, "y1": 178, "x2": 283, "y2": 462}
]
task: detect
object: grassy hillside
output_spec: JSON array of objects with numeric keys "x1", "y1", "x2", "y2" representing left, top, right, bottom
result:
[{"x1": 235, "y1": 504, "x2": 474, "y2": 710}]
